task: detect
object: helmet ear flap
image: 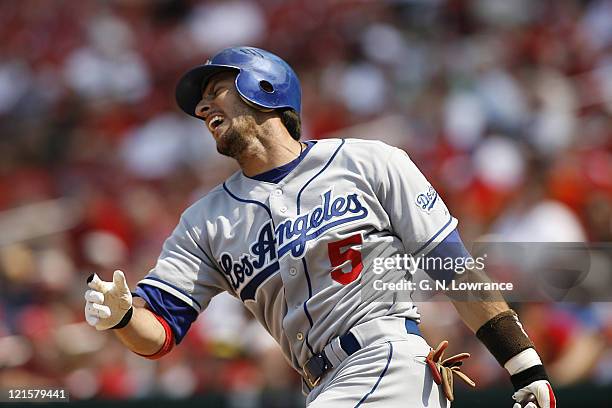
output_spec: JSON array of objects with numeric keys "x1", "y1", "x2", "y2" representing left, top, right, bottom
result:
[{"x1": 234, "y1": 69, "x2": 275, "y2": 112}]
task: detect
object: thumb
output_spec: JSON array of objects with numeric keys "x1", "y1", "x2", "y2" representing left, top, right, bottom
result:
[
  {"x1": 113, "y1": 270, "x2": 130, "y2": 293},
  {"x1": 87, "y1": 273, "x2": 104, "y2": 291}
]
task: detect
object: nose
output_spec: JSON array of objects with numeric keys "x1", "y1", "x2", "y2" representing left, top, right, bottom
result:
[{"x1": 195, "y1": 98, "x2": 211, "y2": 119}]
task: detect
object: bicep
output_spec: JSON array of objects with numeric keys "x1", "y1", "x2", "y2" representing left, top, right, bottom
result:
[
  {"x1": 418, "y1": 227, "x2": 510, "y2": 331},
  {"x1": 378, "y1": 148, "x2": 457, "y2": 256}
]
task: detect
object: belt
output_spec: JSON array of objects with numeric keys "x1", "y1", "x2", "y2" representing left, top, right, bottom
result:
[{"x1": 303, "y1": 318, "x2": 421, "y2": 388}]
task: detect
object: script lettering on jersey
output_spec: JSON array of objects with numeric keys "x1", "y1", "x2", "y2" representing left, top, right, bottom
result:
[
  {"x1": 219, "y1": 221, "x2": 277, "y2": 290},
  {"x1": 415, "y1": 185, "x2": 438, "y2": 213},
  {"x1": 275, "y1": 190, "x2": 368, "y2": 258},
  {"x1": 217, "y1": 190, "x2": 368, "y2": 299}
]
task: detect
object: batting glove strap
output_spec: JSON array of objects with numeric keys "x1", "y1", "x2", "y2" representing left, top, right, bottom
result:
[
  {"x1": 510, "y1": 364, "x2": 549, "y2": 391},
  {"x1": 84, "y1": 271, "x2": 133, "y2": 331},
  {"x1": 110, "y1": 306, "x2": 134, "y2": 330}
]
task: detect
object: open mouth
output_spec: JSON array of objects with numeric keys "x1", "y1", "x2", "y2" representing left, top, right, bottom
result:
[{"x1": 207, "y1": 115, "x2": 225, "y2": 133}]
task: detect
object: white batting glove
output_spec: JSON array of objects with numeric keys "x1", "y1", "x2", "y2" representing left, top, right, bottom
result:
[
  {"x1": 84, "y1": 270, "x2": 133, "y2": 331},
  {"x1": 512, "y1": 380, "x2": 556, "y2": 408}
]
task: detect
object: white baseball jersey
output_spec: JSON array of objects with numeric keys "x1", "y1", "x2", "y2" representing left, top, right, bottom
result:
[{"x1": 136, "y1": 138, "x2": 457, "y2": 374}]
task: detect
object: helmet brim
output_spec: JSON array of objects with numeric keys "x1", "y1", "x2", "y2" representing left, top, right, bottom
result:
[{"x1": 175, "y1": 64, "x2": 239, "y2": 118}]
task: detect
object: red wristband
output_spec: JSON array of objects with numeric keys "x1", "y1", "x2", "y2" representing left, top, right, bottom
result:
[{"x1": 135, "y1": 311, "x2": 175, "y2": 360}]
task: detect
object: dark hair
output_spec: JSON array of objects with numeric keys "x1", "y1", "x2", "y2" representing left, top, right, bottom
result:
[{"x1": 279, "y1": 109, "x2": 301, "y2": 140}]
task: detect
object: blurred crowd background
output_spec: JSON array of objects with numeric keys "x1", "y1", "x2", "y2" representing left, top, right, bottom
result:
[{"x1": 1, "y1": 0, "x2": 611, "y2": 404}]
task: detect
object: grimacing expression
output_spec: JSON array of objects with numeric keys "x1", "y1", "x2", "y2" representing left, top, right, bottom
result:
[{"x1": 195, "y1": 71, "x2": 263, "y2": 158}]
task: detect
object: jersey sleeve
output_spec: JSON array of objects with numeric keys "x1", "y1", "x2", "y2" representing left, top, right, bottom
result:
[
  {"x1": 378, "y1": 147, "x2": 458, "y2": 257},
  {"x1": 135, "y1": 210, "x2": 231, "y2": 342}
]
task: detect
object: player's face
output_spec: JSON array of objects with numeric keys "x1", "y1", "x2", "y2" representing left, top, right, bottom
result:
[{"x1": 196, "y1": 71, "x2": 263, "y2": 158}]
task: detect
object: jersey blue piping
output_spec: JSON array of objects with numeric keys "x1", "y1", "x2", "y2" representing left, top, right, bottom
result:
[
  {"x1": 222, "y1": 183, "x2": 278, "y2": 301},
  {"x1": 222, "y1": 183, "x2": 274, "y2": 221},
  {"x1": 296, "y1": 139, "x2": 346, "y2": 212},
  {"x1": 138, "y1": 276, "x2": 202, "y2": 310},
  {"x1": 295, "y1": 139, "x2": 345, "y2": 357},
  {"x1": 354, "y1": 341, "x2": 394, "y2": 407},
  {"x1": 247, "y1": 141, "x2": 316, "y2": 183},
  {"x1": 301, "y1": 258, "x2": 315, "y2": 354},
  {"x1": 413, "y1": 214, "x2": 453, "y2": 256}
]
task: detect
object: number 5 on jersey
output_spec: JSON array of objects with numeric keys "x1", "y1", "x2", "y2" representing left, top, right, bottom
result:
[{"x1": 328, "y1": 234, "x2": 363, "y2": 284}]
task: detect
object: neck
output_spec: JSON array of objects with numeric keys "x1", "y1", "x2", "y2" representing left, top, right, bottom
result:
[{"x1": 237, "y1": 123, "x2": 303, "y2": 177}]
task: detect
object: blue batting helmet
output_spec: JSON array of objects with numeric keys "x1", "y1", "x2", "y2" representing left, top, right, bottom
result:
[{"x1": 175, "y1": 46, "x2": 301, "y2": 119}]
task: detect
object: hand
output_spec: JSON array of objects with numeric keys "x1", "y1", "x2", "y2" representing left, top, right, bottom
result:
[
  {"x1": 84, "y1": 270, "x2": 133, "y2": 331},
  {"x1": 512, "y1": 380, "x2": 556, "y2": 408}
]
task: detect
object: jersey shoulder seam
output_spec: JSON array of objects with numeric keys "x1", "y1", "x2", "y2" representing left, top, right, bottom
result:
[
  {"x1": 340, "y1": 138, "x2": 402, "y2": 158},
  {"x1": 341, "y1": 138, "x2": 388, "y2": 145}
]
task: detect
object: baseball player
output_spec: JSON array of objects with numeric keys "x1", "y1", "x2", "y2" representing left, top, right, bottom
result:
[{"x1": 84, "y1": 47, "x2": 556, "y2": 407}]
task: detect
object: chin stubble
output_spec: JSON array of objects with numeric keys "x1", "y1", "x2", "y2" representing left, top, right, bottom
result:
[
  {"x1": 216, "y1": 125, "x2": 249, "y2": 158},
  {"x1": 216, "y1": 117, "x2": 260, "y2": 159}
]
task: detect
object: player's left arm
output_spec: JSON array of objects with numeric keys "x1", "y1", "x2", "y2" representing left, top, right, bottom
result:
[
  {"x1": 424, "y1": 232, "x2": 556, "y2": 407},
  {"x1": 374, "y1": 145, "x2": 555, "y2": 406},
  {"x1": 451, "y1": 277, "x2": 556, "y2": 408}
]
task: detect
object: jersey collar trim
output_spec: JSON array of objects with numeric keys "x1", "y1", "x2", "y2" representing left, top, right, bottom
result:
[{"x1": 245, "y1": 140, "x2": 317, "y2": 184}]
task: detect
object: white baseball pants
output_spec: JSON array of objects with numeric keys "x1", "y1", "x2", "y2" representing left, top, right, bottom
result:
[{"x1": 306, "y1": 319, "x2": 450, "y2": 407}]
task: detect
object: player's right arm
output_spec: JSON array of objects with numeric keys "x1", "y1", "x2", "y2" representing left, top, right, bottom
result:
[
  {"x1": 84, "y1": 201, "x2": 230, "y2": 359},
  {"x1": 84, "y1": 271, "x2": 174, "y2": 358}
]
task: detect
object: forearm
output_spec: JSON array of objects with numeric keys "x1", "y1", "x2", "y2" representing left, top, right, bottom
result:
[
  {"x1": 452, "y1": 298, "x2": 509, "y2": 333},
  {"x1": 450, "y1": 266, "x2": 510, "y2": 332},
  {"x1": 114, "y1": 300, "x2": 167, "y2": 356},
  {"x1": 453, "y1": 297, "x2": 545, "y2": 377},
  {"x1": 449, "y1": 268, "x2": 553, "y2": 403}
]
